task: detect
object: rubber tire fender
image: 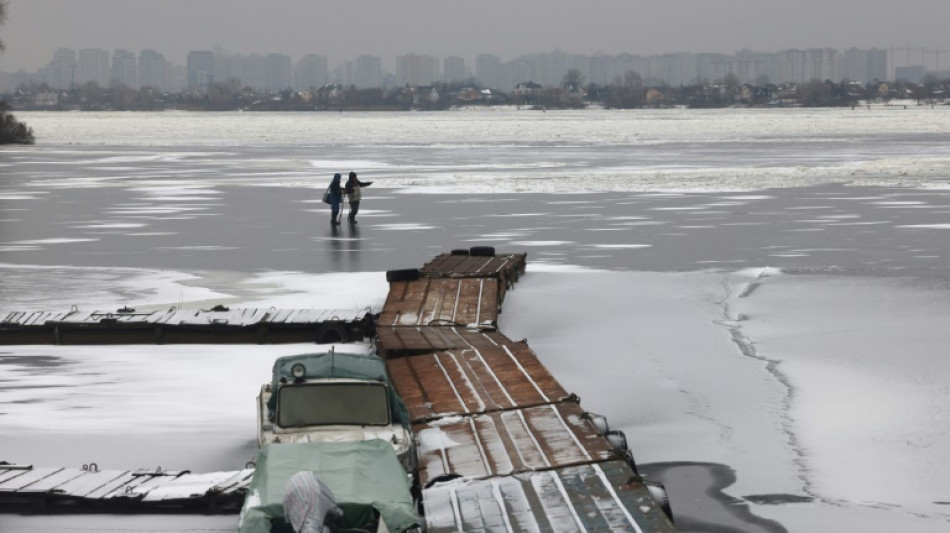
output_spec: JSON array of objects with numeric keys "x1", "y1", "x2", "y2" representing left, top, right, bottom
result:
[
  {"x1": 423, "y1": 473, "x2": 462, "y2": 489},
  {"x1": 386, "y1": 268, "x2": 421, "y2": 282},
  {"x1": 605, "y1": 429, "x2": 628, "y2": 451},
  {"x1": 316, "y1": 323, "x2": 347, "y2": 344},
  {"x1": 469, "y1": 246, "x2": 496, "y2": 257},
  {"x1": 644, "y1": 480, "x2": 674, "y2": 523}
]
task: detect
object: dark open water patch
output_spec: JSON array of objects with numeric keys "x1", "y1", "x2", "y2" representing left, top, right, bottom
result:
[
  {"x1": 743, "y1": 494, "x2": 814, "y2": 505},
  {"x1": 640, "y1": 462, "x2": 790, "y2": 533}
]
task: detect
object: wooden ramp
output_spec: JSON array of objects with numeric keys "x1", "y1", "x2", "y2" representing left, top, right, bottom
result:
[{"x1": 0, "y1": 463, "x2": 252, "y2": 513}]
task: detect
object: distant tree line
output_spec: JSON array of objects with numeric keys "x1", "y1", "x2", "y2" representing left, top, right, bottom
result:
[
  {"x1": 4, "y1": 67, "x2": 949, "y2": 114},
  {"x1": 0, "y1": 0, "x2": 34, "y2": 144}
]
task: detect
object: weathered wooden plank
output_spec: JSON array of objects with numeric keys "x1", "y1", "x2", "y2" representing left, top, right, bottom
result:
[
  {"x1": 414, "y1": 402, "x2": 615, "y2": 485},
  {"x1": 0, "y1": 467, "x2": 33, "y2": 485},
  {"x1": 422, "y1": 461, "x2": 676, "y2": 533},
  {"x1": 212, "y1": 468, "x2": 256, "y2": 495},
  {"x1": 45, "y1": 469, "x2": 132, "y2": 497},
  {"x1": 14, "y1": 469, "x2": 91, "y2": 493},
  {"x1": 108, "y1": 472, "x2": 183, "y2": 500},
  {"x1": 80, "y1": 471, "x2": 139, "y2": 500},
  {"x1": 387, "y1": 341, "x2": 571, "y2": 422},
  {"x1": 0, "y1": 467, "x2": 62, "y2": 490},
  {"x1": 0, "y1": 467, "x2": 252, "y2": 512},
  {"x1": 1, "y1": 306, "x2": 373, "y2": 345},
  {"x1": 138, "y1": 469, "x2": 254, "y2": 502}
]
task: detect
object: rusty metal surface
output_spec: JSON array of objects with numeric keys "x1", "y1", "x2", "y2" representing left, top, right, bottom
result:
[
  {"x1": 420, "y1": 253, "x2": 527, "y2": 280},
  {"x1": 414, "y1": 401, "x2": 617, "y2": 485},
  {"x1": 387, "y1": 340, "x2": 571, "y2": 422},
  {"x1": 377, "y1": 327, "x2": 535, "y2": 359},
  {"x1": 422, "y1": 460, "x2": 677, "y2": 533},
  {"x1": 379, "y1": 278, "x2": 499, "y2": 328}
]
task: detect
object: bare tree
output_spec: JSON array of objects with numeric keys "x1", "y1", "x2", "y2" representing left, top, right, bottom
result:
[
  {"x1": 0, "y1": 0, "x2": 35, "y2": 144},
  {"x1": 0, "y1": 0, "x2": 5, "y2": 51},
  {"x1": 561, "y1": 68, "x2": 585, "y2": 93}
]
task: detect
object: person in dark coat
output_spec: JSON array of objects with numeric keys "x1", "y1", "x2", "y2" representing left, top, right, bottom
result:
[
  {"x1": 343, "y1": 171, "x2": 373, "y2": 225},
  {"x1": 327, "y1": 173, "x2": 344, "y2": 225}
]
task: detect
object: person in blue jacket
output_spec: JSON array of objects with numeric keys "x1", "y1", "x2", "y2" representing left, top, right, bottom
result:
[{"x1": 327, "y1": 173, "x2": 344, "y2": 225}]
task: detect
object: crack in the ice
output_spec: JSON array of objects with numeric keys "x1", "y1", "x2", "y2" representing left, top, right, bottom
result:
[{"x1": 715, "y1": 269, "x2": 820, "y2": 503}]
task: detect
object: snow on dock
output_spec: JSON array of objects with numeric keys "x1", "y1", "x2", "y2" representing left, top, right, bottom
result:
[
  {"x1": 0, "y1": 247, "x2": 675, "y2": 531},
  {"x1": 0, "y1": 306, "x2": 374, "y2": 345},
  {"x1": 0, "y1": 462, "x2": 253, "y2": 513}
]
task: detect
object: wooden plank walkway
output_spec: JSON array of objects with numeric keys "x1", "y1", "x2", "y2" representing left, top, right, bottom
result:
[
  {"x1": 0, "y1": 463, "x2": 253, "y2": 512},
  {"x1": 0, "y1": 306, "x2": 374, "y2": 345}
]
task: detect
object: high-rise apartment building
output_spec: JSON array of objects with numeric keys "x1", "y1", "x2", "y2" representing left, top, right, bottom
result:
[
  {"x1": 295, "y1": 54, "x2": 329, "y2": 90},
  {"x1": 396, "y1": 54, "x2": 440, "y2": 86},
  {"x1": 841, "y1": 48, "x2": 887, "y2": 83},
  {"x1": 46, "y1": 48, "x2": 77, "y2": 90},
  {"x1": 475, "y1": 54, "x2": 502, "y2": 89},
  {"x1": 112, "y1": 49, "x2": 138, "y2": 88},
  {"x1": 78, "y1": 49, "x2": 110, "y2": 86},
  {"x1": 265, "y1": 54, "x2": 292, "y2": 91},
  {"x1": 187, "y1": 51, "x2": 215, "y2": 92},
  {"x1": 354, "y1": 55, "x2": 381, "y2": 89},
  {"x1": 138, "y1": 50, "x2": 167, "y2": 91},
  {"x1": 443, "y1": 56, "x2": 467, "y2": 83},
  {"x1": 243, "y1": 54, "x2": 267, "y2": 90}
]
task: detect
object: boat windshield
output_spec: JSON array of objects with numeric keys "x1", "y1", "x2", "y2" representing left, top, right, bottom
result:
[{"x1": 277, "y1": 382, "x2": 390, "y2": 427}]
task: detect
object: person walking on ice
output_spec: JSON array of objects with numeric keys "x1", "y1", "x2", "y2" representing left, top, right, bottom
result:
[
  {"x1": 326, "y1": 173, "x2": 344, "y2": 225},
  {"x1": 344, "y1": 171, "x2": 373, "y2": 225}
]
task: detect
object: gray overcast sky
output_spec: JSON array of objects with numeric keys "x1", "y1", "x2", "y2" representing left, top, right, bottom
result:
[{"x1": 2, "y1": 0, "x2": 949, "y2": 71}]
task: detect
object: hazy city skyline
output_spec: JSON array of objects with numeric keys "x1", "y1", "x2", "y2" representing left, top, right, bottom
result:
[{"x1": 3, "y1": 0, "x2": 949, "y2": 73}]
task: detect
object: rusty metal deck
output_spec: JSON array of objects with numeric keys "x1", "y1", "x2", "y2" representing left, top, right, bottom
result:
[
  {"x1": 420, "y1": 252, "x2": 526, "y2": 280},
  {"x1": 0, "y1": 463, "x2": 252, "y2": 512},
  {"x1": 379, "y1": 277, "x2": 500, "y2": 328},
  {"x1": 413, "y1": 401, "x2": 618, "y2": 485},
  {"x1": 422, "y1": 460, "x2": 676, "y2": 533},
  {"x1": 386, "y1": 336, "x2": 571, "y2": 422},
  {"x1": 376, "y1": 326, "x2": 525, "y2": 359},
  {"x1": 419, "y1": 251, "x2": 527, "y2": 309}
]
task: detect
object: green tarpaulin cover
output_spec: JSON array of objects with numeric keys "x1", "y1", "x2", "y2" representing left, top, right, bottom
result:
[{"x1": 238, "y1": 440, "x2": 419, "y2": 533}]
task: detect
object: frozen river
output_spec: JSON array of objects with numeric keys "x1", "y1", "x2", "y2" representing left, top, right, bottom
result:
[{"x1": 2, "y1": 109, "x2": 950, "y2": 532}]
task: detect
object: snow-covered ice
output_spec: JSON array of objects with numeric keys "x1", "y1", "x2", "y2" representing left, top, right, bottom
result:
[{"x1": 4, "y1": 109, "x2": 950, "y2": 532}]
